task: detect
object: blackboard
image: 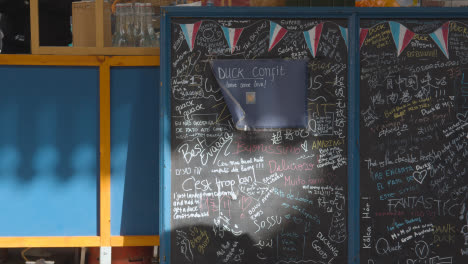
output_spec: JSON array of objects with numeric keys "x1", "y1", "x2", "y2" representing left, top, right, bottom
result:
[
  {"x1": 359, "y1": 20, "x2": 468, "y2": 263},
  {"x1": 169, "y1": 18, "x2": 349, "y2": 263}
]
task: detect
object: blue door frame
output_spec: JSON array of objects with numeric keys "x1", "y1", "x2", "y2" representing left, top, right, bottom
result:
[{"x1": 160, "y1": 7, "x2": 468, "y2": 264}]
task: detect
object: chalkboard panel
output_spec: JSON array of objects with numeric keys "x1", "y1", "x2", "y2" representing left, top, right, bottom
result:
[
  {"x1": 170, "y1": 18, "x2": 348, "y2": 263},
  {"x1": 360, "y1": 20, "x2": 468, "y2": 263}
]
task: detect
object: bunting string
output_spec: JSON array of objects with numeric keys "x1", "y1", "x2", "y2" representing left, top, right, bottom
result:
[{"x1": 176, "y1": 20, "x2": 455, "y2": 59}]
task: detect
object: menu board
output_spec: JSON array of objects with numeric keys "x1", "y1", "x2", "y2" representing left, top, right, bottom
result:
[
  {"x1": 170, "y1": 18, "x2": 349, "y2": 263},
  {"x1": 360, "y1": 20, "x2": 468, "y2": 263}
]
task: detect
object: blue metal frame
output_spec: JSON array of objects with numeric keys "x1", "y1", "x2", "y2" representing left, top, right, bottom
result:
[
  {"x1": 160, "y1": 8, "x2": 171, "y2": 264},
  {"x1": 348, "y1": 12, "x2": 360, "y2": 264},
  {"x1": 160, "y1": 7, "x2": 468, "y2": 264}
]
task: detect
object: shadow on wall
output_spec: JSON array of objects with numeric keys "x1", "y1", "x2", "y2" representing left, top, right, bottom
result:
[
  {"x1": 0, "y1": 66, "x2": 98, "y2": 183},
  {"x1": 0, "y1": 66, "x2": 99, "y2": 236},
  {"x1": 111, "y1": 67, "x2": 159, "y2": 236}
]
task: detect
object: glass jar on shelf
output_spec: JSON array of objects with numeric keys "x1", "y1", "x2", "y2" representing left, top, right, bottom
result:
[{"x1": 112, "y1": 1, "x2": 160, "y2": 47}]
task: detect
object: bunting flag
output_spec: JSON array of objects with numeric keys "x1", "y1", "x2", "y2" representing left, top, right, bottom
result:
[
  {"x1": 269, "y1": 21, "x2": 288, "y2": 52},
  {"x1": 339, "y1": 26, "x2": 348, "y2": 50},
  {"x1": 179, "y1": 21, "x2": 202, "y2": 51},
  {"x1": 303, "y1": 23, "x2": 324, "y2": 57},
  {"x1": 221, "y1": 26, "x2": 244, "y2": 54},
  {"x1": 360, "y1": 28, "x2": 369, "y2": 49},
  {"x1": 429, "y1": 22, "x2": 450, "y2": 59},
  {"x1": 389, "y1": 21, "x2": 415, "y2": 57}
]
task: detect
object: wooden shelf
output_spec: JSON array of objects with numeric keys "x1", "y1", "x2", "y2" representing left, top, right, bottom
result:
[
  {"x1": 29, "y1": 0, "x2": 159, "y2": 56},
  {"x1": 32, "y1": 47, "x2": 160, "y2": 56},
  {"x1": 0, "y1": 237, "x2": 101, "y2": 248},
  {"x1": 0, "y1": 55, "x2": 160, "y2": 67},
  {"x1": 0, "y1": 236, "x2": 160, "y2": 248},
  {"x1": 111, "y1": 236, "x2": 160, "y2": 247}
]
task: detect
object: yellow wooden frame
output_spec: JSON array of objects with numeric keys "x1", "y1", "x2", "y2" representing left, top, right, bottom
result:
[
  {"x1": 29, "y1": 0, "x2": 160, "y2": 56},
  {"x1": 0, "y1": 237, "x2": 101, "y2": 248},
  {"x1": 0, "y1": 55, "x2": 160, "y2": 248},
  {"x1": 0, "y1": 55, "x2": 160, "y2": 67},
  {"x1": 111, "y1": 236, "x2": 160, "y2": 247},
  {"x1": 100, "y1": 57, "x2": 112, "y2": 248}
]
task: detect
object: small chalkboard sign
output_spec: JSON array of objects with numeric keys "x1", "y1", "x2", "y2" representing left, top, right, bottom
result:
[{"x1": 211, "y1": 59, "x2": 309, "y2": 130}]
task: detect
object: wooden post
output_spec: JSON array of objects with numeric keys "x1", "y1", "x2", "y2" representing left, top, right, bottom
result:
[
  {"x1": 99, "y1": 58, "x2": 111, "y2": 248},
  {"x1": 96, "y1": 0, "x2": 105, "y2": 48},
  {"x1": 29, "y1": 0, "x2": 40, "y2": 54},
  {"x1": 99, "y1": 57, "x2": 111, "y2": 260}
]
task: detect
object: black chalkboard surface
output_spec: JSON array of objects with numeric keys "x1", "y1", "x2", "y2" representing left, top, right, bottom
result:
[
  {"x1": 170, "y1": 18, "x2": 348, "y2": 263},
  {"x1": 360, "y1": 20, "x2": 468, "y2": 263}
]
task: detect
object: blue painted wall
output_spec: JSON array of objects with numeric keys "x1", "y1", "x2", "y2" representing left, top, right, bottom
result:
[
  {"x1": 0, "y1": 66, "x2": 99, "y2": 236},
  {"x1": 111, "y1": 67, "x2": 159, "y2": 236}
]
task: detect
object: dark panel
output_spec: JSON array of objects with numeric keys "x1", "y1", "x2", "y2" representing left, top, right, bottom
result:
[
  {"x1": 360, "y1": 20, "x2": 468, "y2": 263},
  {"x1": 285, "y1": 0, "x2": 299, "y2": 6},
  {"x1": 343, "y1": 0, "x2": 355, "y2": 6},
  {"x1": 311, "y1": 0, "x2": 333, "y2": 6}
]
